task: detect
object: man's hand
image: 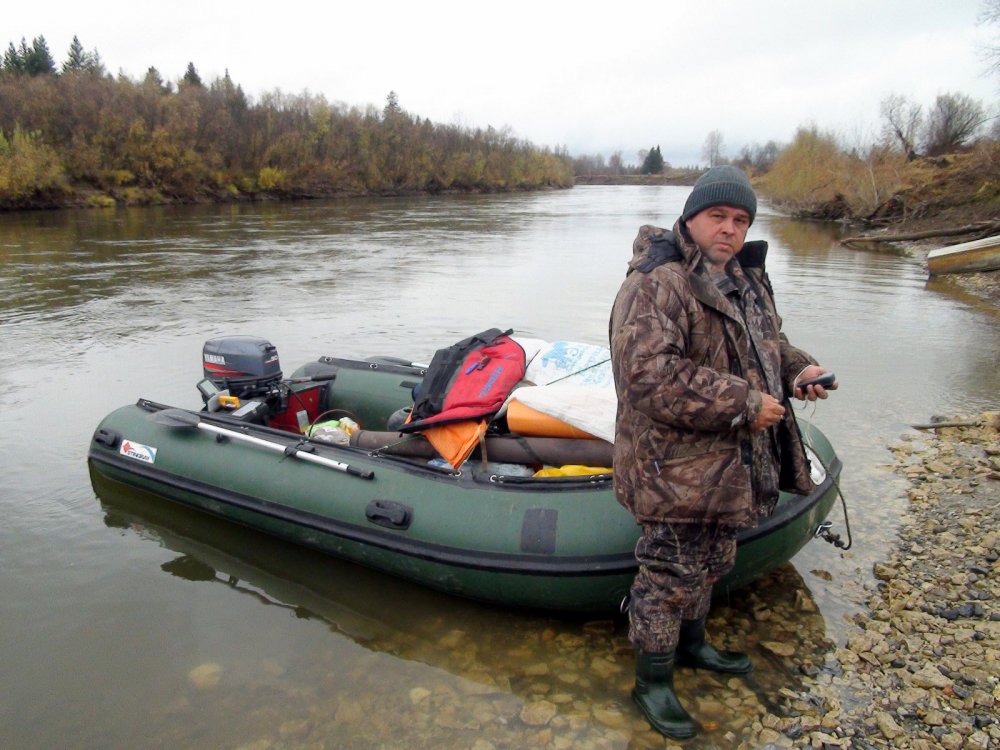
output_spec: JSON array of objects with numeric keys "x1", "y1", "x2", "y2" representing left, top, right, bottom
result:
[
  {"x1": 751, "y1": 393, "x2": 785, "y2": 431},
  {"x1": 794, "y1": 366, "x2": 838, "y2": 401}
]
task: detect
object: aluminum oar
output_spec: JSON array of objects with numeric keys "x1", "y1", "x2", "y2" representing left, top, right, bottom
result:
[{"x1": 152, "y1": 408, "x2": 374, "y2": 479}]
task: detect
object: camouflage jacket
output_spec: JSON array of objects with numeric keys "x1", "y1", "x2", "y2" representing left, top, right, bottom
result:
[{"x1": 609, "y1": 222, "x2": 817, "y2": 528}]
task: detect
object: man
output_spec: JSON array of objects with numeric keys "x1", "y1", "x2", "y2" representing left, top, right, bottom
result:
[{"x1": 609, "y1": 166, "x2": 836, "y2": 739}]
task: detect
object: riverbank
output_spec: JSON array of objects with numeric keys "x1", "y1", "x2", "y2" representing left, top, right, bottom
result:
[
  {"x1": 3, "y1": 180, "x2": 573, "y2": 212},
  {"x1": 820, "y1": 144, "x2": 1000, "y2": 307},
  {"x1": 906, "y1": 240, "x2": 1000, "y2": 307},
  {"x1": 573, "y1": 173, "x2": 698, "y2": 187},
  {"x1": 736, "y1": 414, "x2": 999, "y2": 750}
]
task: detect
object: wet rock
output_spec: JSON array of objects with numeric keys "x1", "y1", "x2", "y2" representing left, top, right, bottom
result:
[
  {"x1": 278, "y1": 719, "x2": 311, "y2": 738},
  {"x1": 234, "y1": 741, "x2": 272, "y2": 750},
  {"x1": 187, "y1": 662, "x2": 223, "y2": 689},
  {"x1": 756, "y1": 726, "x2": 783, "y2": 744},
  {"x1": 524, "y1": 662, "x2": 550, "y2": 676},
  {"x1": 438, "y1": 629, "x2": 466, "y2": 650},
  {"x1": 761, "y1": 640, "x2": 796, "y2": 657},
  {"x1": 591, "y1": 704, "x2": 627, "y2": 728},
  {"x1": 808, "y1": 730, "x2": 849, "y2": 747},
  {"x1": 873, "y1": 562, "x2": 897, "y2": 581},
  {"x1": 408, "y1": 686, "x2": 431, "y2": 704},
  {"x1": 520, "y1": 699, "x2": 558, "y2": 726},
  {"x1": 587, "y1": 656, "x2": 620, "y2": 680},
  {"x1": 333, "y1": 698, "x2": 366, "y2": 725}
]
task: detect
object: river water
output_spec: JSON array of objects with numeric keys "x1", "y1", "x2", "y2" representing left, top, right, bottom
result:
[{"x1": 2, "y1": 187, "x2": 998, "y2": 749}]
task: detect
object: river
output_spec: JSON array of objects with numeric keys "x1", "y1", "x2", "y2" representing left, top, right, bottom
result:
[{"x1": 2, "y1": 186, "x2": 998, "y2": 748}]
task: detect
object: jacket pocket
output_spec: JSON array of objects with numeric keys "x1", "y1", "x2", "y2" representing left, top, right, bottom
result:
[{"x1": 635, "y1": 447, "x2": 752, "y2": 525}]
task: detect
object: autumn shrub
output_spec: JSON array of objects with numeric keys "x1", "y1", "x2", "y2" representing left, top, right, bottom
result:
[
  {"x1": 758, "y1": 125, "x2": 907, "y2": 218},
  {"x1": 257, "y1": 167, "x2": 286, "y2": 191},
  {"x1": 86, "y1": 194, "x2": 117, "y2": 208},
  {"x1": 0, "y1": 125, "x2": 69, "y2": 205}
]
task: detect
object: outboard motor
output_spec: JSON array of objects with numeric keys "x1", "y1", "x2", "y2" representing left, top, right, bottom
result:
[
  {"x1": 199, "y1": 337, "x2": 287, "y2": 425},
  {"x1": 202, "y1": 336, "x2": 283, "y2": 396}
]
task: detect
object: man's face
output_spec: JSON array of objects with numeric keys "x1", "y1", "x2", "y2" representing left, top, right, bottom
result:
[{"x1": 685, "y1": 205, "x2": 751, "y2": 269}]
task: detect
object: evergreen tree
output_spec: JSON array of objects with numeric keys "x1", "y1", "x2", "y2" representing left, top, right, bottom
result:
[
  {"x1": 25, "y1": 36, "x2": 56, "y2": 76},
  {"x1": 3, "y1": 41, "x2": 25, "y2": 74},
  {"x1": 383, "y1": 90, "x2": 401, "y2": 118},
  {"x1": 63, "y1": 35, "x2": 87, "y2": 72},
  {"x1": 83, "y1": 48, "x2": 105, "y2": 76},
  {"x1": 143, "y1": 66, "x2": 172, "y2": 92},
  {"x1": 640, "y1": 145, "x2": 664, "y2": 174},
  {"x1": 182, "y1": 61, "x2": 203, "y2": 87},
  {"x1": 216, "y1": 70, "x2": 248, "y2": 111}
]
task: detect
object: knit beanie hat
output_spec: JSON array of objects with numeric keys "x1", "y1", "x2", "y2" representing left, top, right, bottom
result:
[{"x1": 681, "y1": 166, "x2": 757, "y2": 225}]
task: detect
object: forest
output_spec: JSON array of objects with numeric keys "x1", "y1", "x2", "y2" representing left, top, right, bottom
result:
[
  {"x1": 0, "y1": 36, "x2": 573, "y2": 209},
  {"x1": 2, "y1": 31, "x2": 998, "y2": 227}
]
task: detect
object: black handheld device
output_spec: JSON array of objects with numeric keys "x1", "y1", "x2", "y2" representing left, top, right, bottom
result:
[{"x1": 797, "y1": 372, "x2": 836, "y2": 389}]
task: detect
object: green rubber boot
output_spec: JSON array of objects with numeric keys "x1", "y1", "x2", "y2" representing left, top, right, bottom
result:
[
  {"x1": 676, "y1": 617, "x2": 753, "y2": 674},
  {"x1": 632, "y1": 650, "x2": 698, "y2": 739}
]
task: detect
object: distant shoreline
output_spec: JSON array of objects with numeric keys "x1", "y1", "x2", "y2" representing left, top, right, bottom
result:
[{"x1": 0, "y1": 182, "x2": 570, "y2": 213}]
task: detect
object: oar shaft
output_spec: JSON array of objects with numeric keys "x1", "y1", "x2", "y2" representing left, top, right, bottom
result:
[
  {"x1": 195, "y1": 421, "x2": 370, "y2": 477},
  {"x1": 197, "y1": 421, "x2": 283, "y2": 452}
]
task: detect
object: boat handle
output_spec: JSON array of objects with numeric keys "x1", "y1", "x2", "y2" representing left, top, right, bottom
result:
[
  {"x1": 365, "y1": 500, "x2": 412, "y2": 530},
  {"x1": 94, "y1": 428, "x2": 121, "y2": 449}
]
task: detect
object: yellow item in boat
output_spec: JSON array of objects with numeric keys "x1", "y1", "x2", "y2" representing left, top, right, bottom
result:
[{"x1": 533, "y1": 464, "x2": 613, "y2": 477}]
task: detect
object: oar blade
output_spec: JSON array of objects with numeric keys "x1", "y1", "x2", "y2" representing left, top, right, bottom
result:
[{"x1": 151, "y1": 408, "x2": 202, "y2": 428}]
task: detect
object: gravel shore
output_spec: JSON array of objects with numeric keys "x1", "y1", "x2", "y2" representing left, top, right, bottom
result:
[
  {"x1": 745, "y1": 413, "x2": 1000, "y2": 750},
  {"x1": 905, "y1": 241, "x2": 1000, "y2": 306}
]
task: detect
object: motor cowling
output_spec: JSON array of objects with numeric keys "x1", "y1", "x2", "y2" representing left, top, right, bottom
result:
[{"x1": 202, "y1": 336, "x2": 283, "y2": 397}]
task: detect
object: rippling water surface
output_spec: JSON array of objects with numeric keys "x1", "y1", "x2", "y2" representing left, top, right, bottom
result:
[{"x1": 2, "y1": 187, "x2": 998, "y2": 748}]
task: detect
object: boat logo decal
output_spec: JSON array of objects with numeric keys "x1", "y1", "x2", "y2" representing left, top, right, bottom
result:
[{"x1": 120, "y1": 439, "x2": 157, "y2": 464}]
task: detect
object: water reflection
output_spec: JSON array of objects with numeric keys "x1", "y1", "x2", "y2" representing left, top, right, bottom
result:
[
  {"x1": 93, "y1": 470, "x2": 834, "y2": 748},
  {"x1": 763, "y1": 215, "x2": 847, "y2": 253}
]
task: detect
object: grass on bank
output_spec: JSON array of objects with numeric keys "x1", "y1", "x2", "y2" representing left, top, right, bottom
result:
[{"x1": 757, "y1": 126, "x2": 1000, "y2": 227}]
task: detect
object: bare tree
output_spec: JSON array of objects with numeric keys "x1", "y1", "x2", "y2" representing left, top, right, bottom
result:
[
  {"x1": 571, "y1": 153, "x2": 606, "y2": 177},
  {"x1": 880, "y1": 94, "x2": 922, "y2": 160},
  {"x1": 922, "y1": 92, "x2": 988, "y2": 155},
  {"x1": 701, "y1": 130, "x2": 725, "y2": 167},
  {"x1": 734, "y1": 141, "x2": 781, "y2": 174},
  {"x1": 980, "y1": 0, "x2": 1000, "y2": 75}
]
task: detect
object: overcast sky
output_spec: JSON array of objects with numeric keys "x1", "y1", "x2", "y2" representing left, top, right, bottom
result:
[{"x1": 6, "y1": 0, "x2": 998, "y2": 166}]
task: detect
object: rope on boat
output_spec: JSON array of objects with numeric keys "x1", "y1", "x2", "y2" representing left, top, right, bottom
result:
[{"x1": 804, "y1": 432, "x2": 853, "y2": 551}]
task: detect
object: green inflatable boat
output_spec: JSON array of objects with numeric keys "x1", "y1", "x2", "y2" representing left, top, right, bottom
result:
[{"x1": 88, "y1": 335, "x2": 844, "y2": 613}]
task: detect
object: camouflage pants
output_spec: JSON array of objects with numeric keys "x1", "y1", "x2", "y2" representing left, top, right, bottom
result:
[{"x1": 627, "y1": 522, "x2": 739, "y2": 653}]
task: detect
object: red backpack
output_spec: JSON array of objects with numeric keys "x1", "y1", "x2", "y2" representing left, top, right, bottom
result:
[{"x1": 401, "y1": 328, "x2": 526, "y2": 432}]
